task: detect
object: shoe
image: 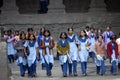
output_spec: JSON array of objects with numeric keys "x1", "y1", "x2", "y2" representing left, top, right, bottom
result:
[
  {"x1": 21, "y1": 74, "x2": 25, "y2": 77},
  {"x1": 63, "y1": 73, "x2": 67, "y2": 77},
  {"x1": 113, "y1": 73, "x2": 117, "y2": 76},
  {"x1": 82, "y1": 73, "x2": 87, "y2": 76},
  {"x1": 74, "y1": 73, "x2": 78, "y2": 76},
  {"x1": 32, "y1": 73, "x2": 37, "y2": 77},
  {"x1": 69, "y1": 73, "x2": 73, "y2": 77}
]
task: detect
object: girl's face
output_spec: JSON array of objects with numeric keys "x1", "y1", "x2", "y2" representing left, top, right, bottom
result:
[
  {"x1": 80, "y1": 31, "x2": 85, "y2": 37},
  {"x1": 41, "y1": 28, "x2": 45, "y2": 33},
  {"x1": 98, "y1": 29, "x2": 102, "y2": 34},
  {"x1": 98, "y1": 36, "x2": 103, "y2": 42},
  {"x1": 68, "y1": 28, "x2": 73, "y2": 34},
  {"x1": 34, "y1": 32, "x2": 38, "y2": 36},
  {"x1": 29, "y1": 35, "x2": 34, "y2": 40},
  {"x1": 44, "y1": 31, "x2": 49, "y2": 37},
  {"x1": 106, "y1": 26, "x2": 110, "y2": 31},
  {"x1": 21, "y1": 34, "x2": 25, "y2": 40},
  {"x1": 91, "y1": 29, "x2": 94, "y2": 33},
  {"x1": 61, "y1": 33, "x2": 66, "y2": 39}
]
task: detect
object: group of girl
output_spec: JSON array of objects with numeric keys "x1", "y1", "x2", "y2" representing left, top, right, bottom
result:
[{"x1": 3, "y1": 26, "x2": 120, "y2": 78}]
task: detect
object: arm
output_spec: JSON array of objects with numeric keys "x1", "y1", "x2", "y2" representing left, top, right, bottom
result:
[
  {"x1": 49, "y1": 37, "x2": 55, "y2": 49},
  {"x1": 94, "y1": 42, "x2": 98, "y2": 55},
  {"x1": 39, "y1": 38, "x2": 46, "y2": 49}
]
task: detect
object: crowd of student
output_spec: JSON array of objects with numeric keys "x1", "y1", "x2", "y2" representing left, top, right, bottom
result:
[{"x1": 3, "y1": 26, "x2": 120, "y2": 78}]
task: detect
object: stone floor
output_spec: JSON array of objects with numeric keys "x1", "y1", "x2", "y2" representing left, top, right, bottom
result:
[{"x1": 9, "y1": 59, "x2": 120, "y2": 80}]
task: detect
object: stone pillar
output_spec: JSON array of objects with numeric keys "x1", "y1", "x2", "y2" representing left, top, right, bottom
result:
[
  {"x1": 0, "y1": 41, "x2": 11, "y2": 80},
  {"x1": 48, "y1": 0, "x2": 65, "y2": 13},
  {"x1": 1, "y1": 0, "x2": 19, "y2": 14},
  {"x1": 89, "y1": 0, "x2": 106, "y2": 12}
]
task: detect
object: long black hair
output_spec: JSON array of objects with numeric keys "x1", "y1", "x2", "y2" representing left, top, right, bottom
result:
[{"x1": 59, "y1": 32, "x2": 68, "y2": 39}]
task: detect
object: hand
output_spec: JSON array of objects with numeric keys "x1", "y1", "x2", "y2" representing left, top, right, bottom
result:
[{"x1": 78, "y1": 46, "x2": 81, "y2": 51}]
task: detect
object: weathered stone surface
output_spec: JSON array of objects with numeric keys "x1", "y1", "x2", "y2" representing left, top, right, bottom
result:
[{"x1": 0, "y1": 41, "x2": 11, "y2": 80}]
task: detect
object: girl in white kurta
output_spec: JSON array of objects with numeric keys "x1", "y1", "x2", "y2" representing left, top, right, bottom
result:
[
  {"x1": 6, "y1": 30, "x2": 15, "y2": 63},
  {"x1": 78, "y1": 30, "x2": 90, "y2": 76},
  {"x1": 40, "y1": 30, "x2": 55, "y2": 76},
  {"x1": 24, "y1": 34, "x2": 39, "y2": 77},
  {"x1": 67, "y1": 27, "x2": 79, "y2": 76},
  {"x1": 37, "y1": 27, "x2": 46, "y2": 70}
]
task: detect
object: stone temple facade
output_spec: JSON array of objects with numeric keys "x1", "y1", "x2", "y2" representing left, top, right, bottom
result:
[{"x1": 0, "y1": 0, "x2": 120, "y2": 40}]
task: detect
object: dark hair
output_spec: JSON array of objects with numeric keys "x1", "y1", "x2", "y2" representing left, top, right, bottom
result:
[
  {"x1": 28, "y1": 34, "x2": 36, "y2": 41},
  {"x1": 39, "y1": 27, "x2": 45, "y2": 35},
  {"x1": 27, "y1": 28, "x2": 33, "y2": 32},
  {"x1": 20, "y1": 31, "x2": 25, "y2": 34},
  {"x1": 97, "y1": 35, "x2": 103, "y2": 39},
  {"x1": 119, "y1": 33, "x2": 120, "y2": 36},
  {"x1": 68, "y1": 27, "x2": 73, "y2": 31},
  {"x1": 15, "y1": 30, "x2": 19, "y2": 36},
  {"x1": 85, "y1": 26, "x2": 89, "y2": 29},
  {"x1": 59, "y1": 32, "x2": 68, "y2": 39},
  {"x1": 44, "y1": 30, "x2": 51, "y2": 37},
  {"x1": 79, "y1": 30, "x2": 88, "y2": 38},
  {"x1": 90, "y1": 27, "x2": 95, "y2": 31},
  {"x1": 106, "y1": 25, "x2": 111, "y2": 29},
  {"x1": 110, "y1": 35, "x2": 117, "y2": 40},
  {"x1": 20, "y1": 33, "x2": 26, "y2": 40}
]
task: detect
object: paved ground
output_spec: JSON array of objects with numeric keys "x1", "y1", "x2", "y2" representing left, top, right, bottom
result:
[{"x1": 9, "y1": 59, "x2": 120, "y2": 80}]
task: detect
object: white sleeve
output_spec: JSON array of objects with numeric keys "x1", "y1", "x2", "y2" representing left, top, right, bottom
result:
[
  {"x1": 24, "y1": 41, "x2": 28, "y2": 47},
  {"x1": 35, "y1": 42, "x2": 39, "y2": 48}
]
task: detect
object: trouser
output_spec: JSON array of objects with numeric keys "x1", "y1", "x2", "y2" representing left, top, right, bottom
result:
[
  {"x1": 81, "y1": 62, "x2": 87, "y2": 74},
  {"x1": 96, "y1": 60, "x2": 106, "y2": 74},
  {"x1": 29, "y1": 61, "x2": 37, "y2": 76},
  {"x1": 89, "y1": 51, "x2": 95, "y2": 61},
  {"x1": 19, "y1": 63, "x2": 26, "y2": 75},
  {"x1": 61, "y1": 61, "x2": 68, "y2": 74},
  {"x1": 45, "y1": 62, "x2": 53, "y2": 76},
  {"x1": 8, "y1": 55, "x2": 14, "y2": 63},
  {"x1": 40, "y1": 1, "x2": 48, "y2": 13},
  {"x1": 68, "y1": 60, "x2": 77, "y2": 75},
  {"x1": 111, "y1": 60, "x2": 117, "y2": 74}
]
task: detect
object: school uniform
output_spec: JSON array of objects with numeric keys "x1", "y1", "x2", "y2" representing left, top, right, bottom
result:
[
  {"x1": 57, "y1": 39, "x2": 70, "y2": 77},
  {"x1": 24, "y1": 40, "x2": 38, "y2": 77},
  {"x1": 107, "y1": 42, "x2": 118, "y2": 75},
  {"x1": 67, "y1": 34, "x2": 78, "y2": 76},
  {"x1": 7, "y1": 35, "x2": 15, "y2": 63},
  {"x1": 116, "y1": 38, "x2": 120, "y2": 69},
  {"x1": 102, "y1": 31, "x2": 114, "y2": 45},
  {"x1": 94, "y1": 41, "x2": 106, "y2": 75},
  {"x1": 14, "y1": 40, "x2": 27, "y2": 76},
  {"x1": 78, "y1": 37, "x2": 89, "y2": 75},
  {"x1": 37, "y1": 35, "x2": 46, "y2": 69},
  {"x1": 40, "y1": 37, "x2": 55, "y2": 76},
  {"x1": 88, "y1": 32, "x2": 96, "y2": 61}
]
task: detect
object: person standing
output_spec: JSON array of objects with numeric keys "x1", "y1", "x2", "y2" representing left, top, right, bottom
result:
[
  {"x1": 40, "y1": 30, "x2": 55, "y2": 76},
  {"x1": 116, "y1": 33, "x2": 120, "y2": 72},
  {"x1": 38, "y1": 27, "x2": 46, "y2": 70},
  {"x1": 24, "y1": 34, "x2": 39, "y2": 77},
  {"x1": 57, "y1": 32, "x2": 70, "y2": 77},
  {"x1": 67, "y1": 27, "x2": 79, "y2": 76},
  {"x1": 14, "y1": 33, "x2": 27, "y2": 77},
  {"x1": 78, "y1": 30, "x2": 90, "y2": 76},
  {"x1": 94, "y1": 35, "x2": 106, "y2": 76},
  {"x1": 107, "y1": 35, "x2": 118, "y2": 75},
  {"x1": 102, "y1": 26, "x2": 114, "y2": 46},
  {"x1": 6, "y1": 30, "x2": 15, "y2": 63},
  {"x1": 39, "y1": 0, "x2": 48, "y2": 14}
]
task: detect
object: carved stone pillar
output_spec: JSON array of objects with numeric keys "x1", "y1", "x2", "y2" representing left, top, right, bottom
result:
[
  {"x1": 48, "y1": 0, "x2": 65, "y2": 13},
  {"x1": 1, "y1": 0, "x2": 19, "y2": 14}
]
